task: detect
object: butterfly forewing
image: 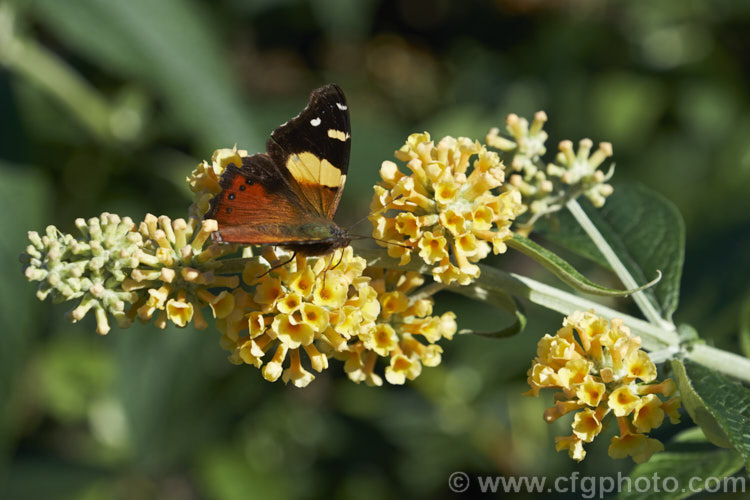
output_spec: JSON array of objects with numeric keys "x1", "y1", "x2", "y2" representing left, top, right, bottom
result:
[{"x1": 267, "y1": 84, "x2": 350, "y2": 218}]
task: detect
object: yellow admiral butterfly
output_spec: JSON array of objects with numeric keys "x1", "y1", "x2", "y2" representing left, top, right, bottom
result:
[{"x1": 206, "y1": 84, "x2": 351, "y2": 256}]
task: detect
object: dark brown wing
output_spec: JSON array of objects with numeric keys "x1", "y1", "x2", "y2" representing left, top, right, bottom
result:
[{"x1": 266, "y1": 84, "x2": 350, "y2": 219}]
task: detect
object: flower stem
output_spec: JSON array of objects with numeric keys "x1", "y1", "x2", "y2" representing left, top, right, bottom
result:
[{"x1": 684, "y1": 344, "x2": 750, "y2": 384}]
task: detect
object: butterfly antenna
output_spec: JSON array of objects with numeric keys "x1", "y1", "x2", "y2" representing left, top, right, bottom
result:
[
  {"x1": 347, "y1": 194, "x2": 405, "y2": 230},
  {"x1": 349, "y1": 234, "x2": 415, "y2": 250}
]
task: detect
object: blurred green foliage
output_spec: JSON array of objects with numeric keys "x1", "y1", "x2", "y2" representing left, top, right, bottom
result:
[{"x1": 2, "y1": 0, "x2": 749, "y2": 498}]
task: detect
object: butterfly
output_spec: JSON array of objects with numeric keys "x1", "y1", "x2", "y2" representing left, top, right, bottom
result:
[{"x1": 205, "y1": 84, "x2": 351, "y2": 256}]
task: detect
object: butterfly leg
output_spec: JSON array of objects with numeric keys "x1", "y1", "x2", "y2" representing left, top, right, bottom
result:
[
  {"x1": 259, "y1": 251, "x2": 297, "y2": 278},
  {"x1": 331, "y1": 248, "x2": 344, "y2": 270}
]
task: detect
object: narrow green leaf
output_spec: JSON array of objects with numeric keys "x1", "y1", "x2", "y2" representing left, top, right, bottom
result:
[
  {"x1": 508, "y1": 234, "x2": 658, "y2": 297},
  {"x1": 619, "y1": 428, "x2": 745, "y2": 500},
  {"x1": 671, "y1": 358, "x2": 750, "y2": 467},
  {"x1": 537, "y1": 184, "x2": 685, "y2": 320}
]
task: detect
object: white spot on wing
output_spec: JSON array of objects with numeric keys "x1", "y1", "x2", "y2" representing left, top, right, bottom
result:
[
  {"x1": 336, "y1": 102, "x2": 347, "y2": 111},
  {"x1": 310, "y1": 117, "x2": 321, "y2": 127}
]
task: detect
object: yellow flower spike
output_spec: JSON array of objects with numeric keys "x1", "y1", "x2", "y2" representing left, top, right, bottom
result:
[
  {"x1": 576, "y1": 376, "x2": 607, "y2": 407},
  {"x1": 385, "y1": 353, "x2": 422, "y2": 385},
  {"x1": 623, "y1": 350, "x2": 657, "y2": 383},
  {"x1": 282, "y1": 349, "x2": 315, "y2": 388},
  {"x1": 172, "y1": 218, "x2": 188, "y2": 250},
  {"x1": 166, "y1": 292, "x2": 194, "y2": 328},
  {"x1": 193, "y1": 307, "x2": 208, "y2": 330},
  {"x1": 154, "y1": 310, "x2": 168, "y2": 329},
  {"x1": 557, "y1": 358, "x2": 593, "y2": 389},
  {"x1": 262, "y1": 344, "x2": 288, "y2": 382},
  {"x1": 204, "y1": 290, "x2": 235, "y2": 319},
  {"x1": 289, "y1": 266, "x2": 316, "y2": 296},
  {"x1": 191, "y1": 219, "x2": 217, "y2": 252},
  {"x1": 254, "y1": 277, "x2": 283, "y2": 308},
  {"x1": 394, "y1": 212, "x2": 421, "y2": 239},
  {"x1": 303, "y1": 344, "x2": 329, "y2": 372},
  {"x1": 362, "y1": 323, "x2": 399, "y2": 356},
  {"x1": 313, "y1": 271, "x2": 348, "y2": 308},
  {"x1": 608, "y1": 432, "x2": 664, "y2": 464},
  {"x1": 555, "y1": 435, "x2": 586, "y2": 462},
  {"x1": 272, "y1": 314, "x2": 315, "y2": 349},
  {"x1": 661, "y1": 397, "x2": 682, "y2": 424},
  {"x1": 248, "y1": 311, "x2": 267, "y2": 338},
  {"x1": 608, "y1": 386, "x2": 641, "y2": 417},
  {"x1": 525, "y1": 364, "x2": 560, "y2": 396},
  {"x1": 418, "y1": 231, "x2": 449, "y2": 264},
  {"x1": 371, "y1": 132, "x2": 523, "y2": 285},
  {"x1": 379, "y1": 291, "x2": 409, "y2": 319},
  {"x1": 572, "y1": 408, "x2": 602, "y2": 442},
  {"x1": 632, "y1": 394, "x2": 666, "y2": 433},
  {"x1": 277, "y1": 292, "x2": 302, "y2": 314},
  {"x1": 636, "y1": 378, "x2": 676, "y2": 397},
  {"x1": 439, "y1": 312, "x2": 457, "y2": 340},
  {"x1": 238, "y1": 340, "x2": 263, "y2": 368},
  {"x1": 527, "y1": 311, "x2": 679, "y2": 463},
  {"x1": 242, "y1": 261, "x2": 267, "y2": 286},
  {"x1": 155, "y1": 246, "x2": 175, "y2": 267},
  {"x1": 299, "y1": 303, "x2": 329, "y2": 333},
  {"x1": 94, "y1": 306, "x2": 111, "y2": 335},
  {"x1": 211, "y1": 275, "x2": 240, "y2": 289}
]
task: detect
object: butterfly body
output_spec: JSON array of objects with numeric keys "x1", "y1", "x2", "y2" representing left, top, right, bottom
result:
[{"x1": 205, "y1": 84, "x2": 351, "y2": 256}]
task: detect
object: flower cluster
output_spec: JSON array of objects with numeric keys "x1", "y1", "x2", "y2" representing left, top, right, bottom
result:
[
  {"x1": 122, "y1": 214, "x2": 239, "y2": 330},
  {"x1": 215, "y1": 246, "x2": 456, "y2": 387},
  {"x1": 20, "y1": 212, "x2": 240, "y2": 334},
  {"x1": 525, "y1": 311, "x2": 680, "y2": 463},
  {"x1": 339, "y1": 268, "x2": 456, "y2": 386},
  {"x1": 21, "y1": 213, "x2": 143, "y2": 334},
  {"x1": 487, "y1": 113, "x2": 614, "y2": 229},
  {"x1": 370, "y1": 132, "x2": 524, "y2": 285}
]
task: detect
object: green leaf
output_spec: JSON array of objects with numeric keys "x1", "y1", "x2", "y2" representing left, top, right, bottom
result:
[
  {"x1": 537, "y1": 183, "x2": 685, "y2": 320},
  {"x1": 671, "y1": 358, "x2": 750, "y2": 466},
  {"x1": 508, "y1": 234, "x2": 658, "y2": 297},
  {"x1": 32, "y1": 0, "x2": 260, "y2": 151},
  {"x1": 618, "y1": 428, "x2": 745, "y2": 500}
]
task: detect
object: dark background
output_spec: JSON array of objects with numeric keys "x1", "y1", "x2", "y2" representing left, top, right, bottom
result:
[{"x1": 1, "y1": 0, "x2": 749, "y2": 498}]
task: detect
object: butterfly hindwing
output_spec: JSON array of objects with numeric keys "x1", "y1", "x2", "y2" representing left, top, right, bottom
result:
[{"x1": 266, "y1": 84, "x2": 350, "y2": 219}]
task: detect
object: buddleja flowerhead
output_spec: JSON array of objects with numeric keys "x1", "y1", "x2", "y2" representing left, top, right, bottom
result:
[
  {"x1": 123, "y1": 214, "x2": 239, "y2": 330},
  {"x1": 370, "y1": 132, "x2": 524, "y2": 285},
  {"x1": 21, "y1": 213, "x2": 143, "y2": 334},
  {"x1": 338, "y1": 267, "x2": 457, "y2": 386},
  {"x1": 21, "y1": 211, "x2": 240, "y2": 335},
  {"x1": 215, "y1": 247, "x2": 456, "y2": 387},
  {"x1": 525, "y1": 311, "x2": 681, "y2": 463},
  {"x1": 487, "y1": 113, "x2": 614, "y2": 229}
]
